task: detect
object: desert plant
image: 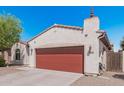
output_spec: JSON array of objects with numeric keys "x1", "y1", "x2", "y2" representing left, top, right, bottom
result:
[
  {"x1": 0, "y1": 57, "x2": 6, "y2": 67},
  {"x1": 0, "y1": 13, "x2": 23, "y2": 58}
]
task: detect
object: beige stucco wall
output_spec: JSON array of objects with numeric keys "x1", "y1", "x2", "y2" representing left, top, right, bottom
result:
[
  {"x1": 0, "y1": 50, "x2": 11, "y2": 64},
  {"x1": 83, "y1": 16, "x2": 100, "y2": 74},
  {"x1": 84, "y1": 17, "x2": 100, "y2": 32},
  {"x1": 4, "y1": 51, "x2": 9, "y2": 64},
  {"x1": 28, "y1": 16, "x2": 108, "y2": 74},
  {"x1": 99, "y1": 40, "x2": 109, "y2": 71},
  {"x1": 28, "y1": 26, "x2": 84, "y2": 67},
  {"x1": 11, "y1": 42, "x2": 28, "y2": 65},
  {"x1": 83, "y1": 32, "x2": 101, "y2": 74}
]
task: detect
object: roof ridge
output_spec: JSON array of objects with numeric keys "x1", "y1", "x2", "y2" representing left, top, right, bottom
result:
[{"x1": 54, "y1": 24, "x2": 83, "y2": 29}]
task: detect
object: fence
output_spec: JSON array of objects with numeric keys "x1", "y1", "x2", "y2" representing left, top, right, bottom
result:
[{"x1": 106, "y1": 51, "x2": 123, "y2": 72}]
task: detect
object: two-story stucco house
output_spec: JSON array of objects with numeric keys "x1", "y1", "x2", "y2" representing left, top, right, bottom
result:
[{"x1": 4, "y1": 10, "x2": 112, "y2": 75}]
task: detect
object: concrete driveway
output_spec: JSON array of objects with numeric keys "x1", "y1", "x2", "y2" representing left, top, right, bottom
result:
[{"x1": 0, "y1": 66, "x2": 82, "y2": 86}]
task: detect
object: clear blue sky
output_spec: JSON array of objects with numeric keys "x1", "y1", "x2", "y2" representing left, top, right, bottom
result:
[{"x1": 0, "y1": 6, "x2": 123, "y2": 51}]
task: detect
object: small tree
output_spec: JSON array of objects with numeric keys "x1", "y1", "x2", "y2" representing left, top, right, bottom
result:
[
  {"x1": 120, "y1": 37, "x2": 124, "y2": 50},
  {"x1": 0, "y1": 13, "x2": 23, "y2": 58}
]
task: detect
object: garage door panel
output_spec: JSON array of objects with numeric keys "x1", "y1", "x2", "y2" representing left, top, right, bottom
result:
[
  {"x1": 36, "y1": 46, "x2": 84, "y2": 73},
  {"x1": 36, "y1": 47, "x2": 83, "y2": 54}
]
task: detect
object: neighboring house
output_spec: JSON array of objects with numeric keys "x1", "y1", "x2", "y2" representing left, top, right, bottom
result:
[
  {"x1": 11, "y1": 41, "x2": 29, "y2": 65},
  {"x1": 3, "y1": 10, "x2": 112, "y2": 75},
  {"x1": 0, "y1": 48, "x2": 11, "y2": 65}
]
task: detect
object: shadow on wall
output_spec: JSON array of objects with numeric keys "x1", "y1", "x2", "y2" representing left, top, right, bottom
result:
[
  {"x1": 12, "y1": 51, "x2": 15, "y2": 63},
  {"x1": 112, "y1": 74, "x2": 124, "y2": 80}
]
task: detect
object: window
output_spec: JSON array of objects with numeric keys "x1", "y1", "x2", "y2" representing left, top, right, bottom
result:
[{"x1": 15, "y1": 49, "x2": 20, "y2": 60}]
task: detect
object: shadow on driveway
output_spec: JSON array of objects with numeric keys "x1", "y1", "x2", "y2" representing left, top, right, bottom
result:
[{"x1": 112, "y1": 74, "x2": 124, "y2": 80}]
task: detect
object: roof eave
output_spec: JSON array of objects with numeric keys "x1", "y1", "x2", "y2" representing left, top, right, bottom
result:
[
  {"x1": 98, "y1": 33, "x2": 112, "y2": 50},
  {"x1": 27, "y1": 24, "x2": 83, "y2": 43}
]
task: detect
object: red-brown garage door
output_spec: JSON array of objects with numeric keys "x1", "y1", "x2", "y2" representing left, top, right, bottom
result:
[{"x1": 36, "y1": 46, "x2": 84, "y2": 73}]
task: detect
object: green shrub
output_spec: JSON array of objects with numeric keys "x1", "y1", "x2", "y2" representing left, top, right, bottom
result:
[{"x1": 0, "y1": 57, "x2": 6, "y2": 67}]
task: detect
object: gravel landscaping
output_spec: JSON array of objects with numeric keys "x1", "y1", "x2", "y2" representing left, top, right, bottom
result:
[
  {"x1": 0, "y1": 66, "x2": 24, "y2": 76},
  {"x1": 71, "y1": 72, "x2": 124, "y2": 86}
]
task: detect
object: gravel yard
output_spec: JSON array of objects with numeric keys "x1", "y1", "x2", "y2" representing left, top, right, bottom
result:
[
  {"x1": 71, "y1": 72, "x2": 124, "y2": 86},
  {"x1": 0, "y1": 66, "x2": 24, "y2": 76}
]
